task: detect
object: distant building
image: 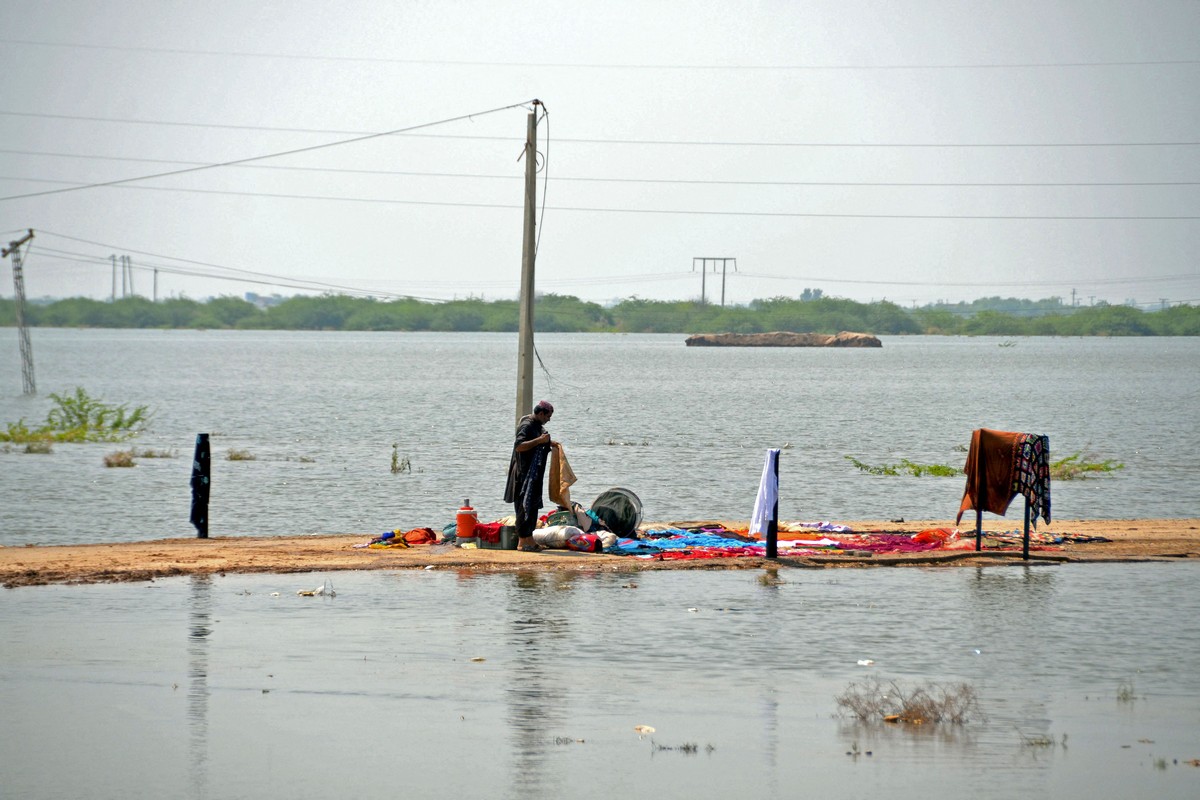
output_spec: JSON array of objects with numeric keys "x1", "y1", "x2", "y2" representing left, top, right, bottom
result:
[{"x1": 245, "y1": 292, "x2": 286, "y2": 308}]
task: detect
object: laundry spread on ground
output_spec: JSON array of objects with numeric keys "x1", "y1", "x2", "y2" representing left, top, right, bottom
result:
[
  {"x1": 356, "y1": 528, "x2": 439, "y2": 549},
  {"x1": 357, "y1": 519, "x2": 1110, "y2": 556},
  {"x1": 602, "y1": 523, "x2": 1109, "y2": 560}
]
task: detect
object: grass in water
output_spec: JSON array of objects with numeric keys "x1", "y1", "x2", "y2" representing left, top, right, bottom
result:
[
  {"x1": 391, "y1": 443, "x2": 412, "y2": 473},
  {"x1": 845, "y1": 456, "x2": 963, "y2": 477},
  {"x1": 226, "y1": 448, "x2": 256, "y2": 461},
  {"x1": 24, "y1": 440, "x2": 53, "y2": 454},
  {"x1": 104, "y1": 450, "x2": 136, "y2": 467},
  {"x1": 1051, "y1": 452, "x2": 1124, "y2": 480},
  {"x1": 848, "y1": 451, "x2": 1123, "y2": 481}
]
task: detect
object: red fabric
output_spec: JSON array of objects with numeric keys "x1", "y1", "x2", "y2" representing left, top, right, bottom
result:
[
  {"x1": 913, "y1": 528, "x2": 955, "y2": 544},
  {"x1": 403, "y1": 528, "x2": 438, "y2": 545},
  {"x1": 473, "y1": 522, "x2": 503, "y2": 543}
]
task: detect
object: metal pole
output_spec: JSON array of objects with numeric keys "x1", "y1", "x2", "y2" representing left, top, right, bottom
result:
[
  {"x1": 974, "y1": 430, "x2": 985, "y2": 551},
  {"x1": 111, "y1": 254, "x2": 117, "y2": 301},
  {"x1": 515, "y1": 105, "x2": 539, "y2": 426},
  {"x1": 766, "y1": 451, "x2": 779, "y2": 559},
  {"x1": 1022, "y1": 496, "x2": 1031, "y2": 560}
]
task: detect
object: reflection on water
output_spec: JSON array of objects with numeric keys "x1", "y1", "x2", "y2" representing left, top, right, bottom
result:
[
  {"x1": 188, "y1": 574, "x2": 212, "y2": 800},
  {"x1": 2, "y1": 564, "x2": 1200, "y2": 799},
  {"x1": 505, "y1": 571, "x2": 570, "y2": 799}
]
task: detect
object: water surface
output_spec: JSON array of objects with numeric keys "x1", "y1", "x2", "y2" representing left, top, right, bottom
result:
[
  {"x1": 1, "y1": 330, "x2": 1197, "y2": 545},
  {"x1": 2, "y1": 563, "x2": 1198, "y2": 799}
]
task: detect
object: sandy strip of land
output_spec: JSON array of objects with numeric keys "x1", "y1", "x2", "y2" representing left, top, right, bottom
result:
[{"x1": 1, "y1": 519, "x2": 1197, "y2": 588}]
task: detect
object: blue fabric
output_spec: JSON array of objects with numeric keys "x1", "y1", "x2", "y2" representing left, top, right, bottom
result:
[{"x1": 606, "y1": 528, "x2": 765, "y2": 555}]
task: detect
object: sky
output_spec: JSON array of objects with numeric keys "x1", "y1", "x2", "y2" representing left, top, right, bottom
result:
[{"x1": 1, "y1": 0, "x2": 1198, "y2": 309}]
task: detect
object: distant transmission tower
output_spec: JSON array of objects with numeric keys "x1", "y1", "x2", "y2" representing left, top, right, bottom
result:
[
  {"x1": 3, "y1": 229, "x2": 36, "y2": 395},
  {"x1": 692, "y1": 257, "x2": 737, "y2": 306}
]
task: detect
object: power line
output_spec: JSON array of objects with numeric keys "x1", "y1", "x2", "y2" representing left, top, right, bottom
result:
[
  {"x1": 28, "y1": 243, "x2": 691, "y2": 302},
  {"x1": 738, "y1": 270, "x2": 1199, "y2": 288},
  {"x1": 3, "y1": 111, "x2": 1198, "y2": 148},
  {"x1": 29, "y1": 237, "x2": 1195, "y2": 296},
  {"x1": 32, "y1": 231, "x2": 453, "y2": 301},
  {"x1": 6, "y1": 177, "x2": 1197, "y2": 218},
  {"x1": 4, "y1": 148, "x2": 1198, "y2": 187},
  {"x1": 4, "y1": 38, "x2": 1199, "y2": 71},
  {"x1": 0, "y1": 101, "x2": 537, "y2": 202}
]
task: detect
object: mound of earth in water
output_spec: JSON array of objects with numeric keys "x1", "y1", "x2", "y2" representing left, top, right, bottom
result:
[{"x1": 685, "y1": 331, "x2": 882, "y2": 347}]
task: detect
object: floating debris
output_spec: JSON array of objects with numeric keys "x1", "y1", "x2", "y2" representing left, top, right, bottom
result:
[{"x1": 297, "y1": 579, "x2": 335, "y2": 597}]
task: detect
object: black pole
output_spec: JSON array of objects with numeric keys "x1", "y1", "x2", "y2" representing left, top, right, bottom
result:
[
  {"x1": 1022, "y1": 496, "x2": 1031, "y2": 560},
  {"x1": 766, "y1": 452, "x2": 779, "y2": 559},
  {"x1": 190, "y1": 433, "x2": 210, "y2": 539},
  {"x1": 974, "y1": 430, "x2": 985, "y2": 551}
]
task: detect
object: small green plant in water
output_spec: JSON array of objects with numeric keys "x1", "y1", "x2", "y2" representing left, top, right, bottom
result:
[
  {"x1": 845, "y1": 456, "x2": 963, "y2": 478},
  {"x1": 391, "y1": 443, "x2": 411, "y2": 474},
  {"x1": 1116, "y1": 680, "x2": 1137, "y2": 703},
  {"x1": 0, "y1": 387, "x2": 151, "y2": 443},
  {"x1": 226, "y1": 448, "x2": 256, "y2": 461},
  {"x1": 1051, "y1": 452, "x2": 1124, "y2": 480},
  {"x1": 1014, "y1": 727, "x2": 1060, "y2": 748},
  {"x1": 24, "y1": 440, "x2": 53, "y2": 454}
]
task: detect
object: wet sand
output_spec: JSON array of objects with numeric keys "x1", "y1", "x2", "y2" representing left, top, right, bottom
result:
[{"x1": 1, "y1": 518, "x2": 1197, "y2": 588}]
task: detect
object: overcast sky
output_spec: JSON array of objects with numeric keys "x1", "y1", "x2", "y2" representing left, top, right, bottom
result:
[{"x1": 1, "y1": 0, "x2": 1197, "y2": 308}]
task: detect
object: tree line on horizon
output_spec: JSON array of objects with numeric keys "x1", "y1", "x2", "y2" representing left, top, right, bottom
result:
[{"x1": 1, "y1": 293, "x2": 1197, "y2": 336}]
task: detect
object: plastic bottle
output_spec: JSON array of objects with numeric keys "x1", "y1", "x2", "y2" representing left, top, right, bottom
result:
[{"x1": 456, "y1": 499, "x2": 479, "y2": 547}]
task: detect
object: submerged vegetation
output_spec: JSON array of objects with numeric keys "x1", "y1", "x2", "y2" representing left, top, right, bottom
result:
[
  {"x1": 847, "y1": 451, "x2": 1124, "y2": 480},
  {"x1": 1051, "y1": 452, "x2": 1124, "y2": 480},
  {"x1": 836, "y1": 676, "x2": 985, "y2": 725},
  {"x1": 104, "y1": 450, "x2": 136, "y2": 468},
  {"x1": 2, "y1": 293, "x2": 1197, "y2": 336},
  {"x1": 391, "y1": 444, "x2": 412, "y2": 474},
  {"x1": 845, "y1": 456, "x2": 962, "y2": 477},
  {"x1": 0, "y1": 387, "x2": 151, "y2": 443}
]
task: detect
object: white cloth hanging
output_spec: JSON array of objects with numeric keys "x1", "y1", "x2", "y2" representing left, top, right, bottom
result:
[{"x1": 750, "y1": 448, "x2": 781, "y2": 536}]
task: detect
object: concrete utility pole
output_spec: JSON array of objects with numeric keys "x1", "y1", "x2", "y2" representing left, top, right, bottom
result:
[
  {"x1": 3, "y1": 229, "x2": 36, "y2": 395},
  {"x1": 515, "y1": 101, "x2": 540, "y2": 426}
]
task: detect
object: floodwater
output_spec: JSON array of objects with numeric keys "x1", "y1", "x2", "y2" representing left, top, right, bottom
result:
[
  {"x1": 2, "y1": 563, "x2": 1198, "y2": 799},
  {"x1": 1, "y1": 330, "x2": 1198, "y2": 546}
]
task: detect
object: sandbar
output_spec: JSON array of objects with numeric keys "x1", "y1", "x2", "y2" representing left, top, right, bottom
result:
[{"x1": 2, "y1": 518, "x2": 1197, "y2": 588}]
